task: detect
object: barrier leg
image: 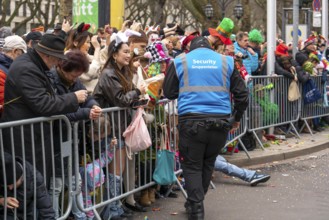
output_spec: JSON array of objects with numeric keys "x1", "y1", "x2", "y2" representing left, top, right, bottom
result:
[
  {"x1": 237, "y1": 138, "x2": 251, "y2": 159},
  {"x1": 252, "y1": 130, "x2": 265, "y2": 150},
  {"x1": 210, "y1": 181, "x2": 216, "y2": 190},
  {"x1": 175, "y1": 175, "x2": 188, "y2": 199},
  {"x1": 289, "y1": 122, "x2": 301, "y2": 139},
  {"x1": 303, "y1": 119, "x2": 314, "y2": 136}
]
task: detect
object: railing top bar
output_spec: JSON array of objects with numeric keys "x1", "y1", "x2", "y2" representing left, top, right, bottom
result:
[{"x1": 0, "y1": 115, "x2": 70, "y2": 128}]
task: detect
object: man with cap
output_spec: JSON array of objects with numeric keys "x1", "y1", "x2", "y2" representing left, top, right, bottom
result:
[
  {"x1": 0, "y1": 151, "x2": 55, "y2": 219},
  {"x1": 1, "y1": 34, "x2": 88, "y2": 184},
  {"x1": 0, "y1": 35, "x2": 27, "y2": 112},
  {"x1": 163, "y1": 36, "x2": 249, "y2": 219},
  {"x1": 25, "y1": 31, "x2": 42, "y2": 49}
]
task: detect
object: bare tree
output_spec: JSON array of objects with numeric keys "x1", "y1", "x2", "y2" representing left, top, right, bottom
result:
[
  {"x1": 125, "y1": 0, "x2": 201, "y2": 31},
  {"x1": 0, "y1": 0, "x2": 42, "y2": 32},
  {"x1": 125, "y1": 0, "x2": 151, "y2": 27},
  {"x1": 34, "y1": 0, "x2": 60, "y2": 30},
  {"x1": 59, "y1": 0, "x2": 72, "y2": 21}
]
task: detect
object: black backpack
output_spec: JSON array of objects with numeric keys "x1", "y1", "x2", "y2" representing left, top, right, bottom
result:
[{"x1": 238, "y1": 132, "x2": 256, "y2": 151}]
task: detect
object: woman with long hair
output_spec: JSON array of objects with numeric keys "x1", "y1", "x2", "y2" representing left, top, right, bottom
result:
[
  {"x1": 66, "y1": 22, "x2": 101, "y2": 94},
  {"x1": 93, "y1": 36, "x2": 146, "y2": 220}
]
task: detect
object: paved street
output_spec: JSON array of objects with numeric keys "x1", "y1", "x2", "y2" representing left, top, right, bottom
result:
[{"x1": 134, "y1": 148, "x2": 329, "y2": 220}]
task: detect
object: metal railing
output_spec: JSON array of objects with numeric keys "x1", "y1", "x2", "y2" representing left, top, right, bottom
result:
[{"x1": 2, "y1": 75, "x2": 329, "y2": 219}]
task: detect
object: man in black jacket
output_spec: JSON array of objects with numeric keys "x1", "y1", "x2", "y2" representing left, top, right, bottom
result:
[
  {"x1": 1, "y1": 34, "x2": 87, "y2": 185},
  {"x1": 0, "y1": 152, "x2": 55, "y2": 220},
  {"x1": 163, "y1": 36, "x2": 248, "y2": 220}
]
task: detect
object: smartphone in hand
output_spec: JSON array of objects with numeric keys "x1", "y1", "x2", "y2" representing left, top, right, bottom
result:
[{"x1": 132, "y1": 99, "x2": 149, "y2": 108}]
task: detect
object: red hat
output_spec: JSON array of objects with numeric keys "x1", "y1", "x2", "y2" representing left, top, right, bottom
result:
[
  {"x1": 275, "y1": 43, "x2": 289, "y2": 56},
  {"x1": 303, "y1": 36, "x2": 316, "y2": 49},
  {"x1": 182, "y1": 35, "x2": 196, "y2": 52}
]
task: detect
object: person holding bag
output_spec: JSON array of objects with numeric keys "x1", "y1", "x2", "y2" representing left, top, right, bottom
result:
[
  {"x1": 93, "y1": 30, "x2": 146, "y2": 220},
  {"x1": 163, "y1": 18, "x2": 249, "y2": 220}
]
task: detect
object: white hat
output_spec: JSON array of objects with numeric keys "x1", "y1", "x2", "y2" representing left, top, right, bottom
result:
[{"x1": 3, "y1": 35, "x2": 27, "y2": 53}]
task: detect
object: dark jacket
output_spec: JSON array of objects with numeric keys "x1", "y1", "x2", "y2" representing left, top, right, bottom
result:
[
  {"x1": 1, "y1": 49, "x2": 79, "y2": 182},
  {"x1": 93, "y1": 66, "x2": 140, "y2": 137},
  {"x1": 163, "y1": 56, "x2": 249, "y2": 122},
  {"x1": 48, "y1": 67, "x2": 98, "y2": 122},
  {"x1": 0, "y1": 154, "x2": 55, "y2": 220},
  {"x1": 48, "y1": 68, "x2": 99, "y2": 176},
  {"x1": 295, "y1": 49, "x2": 309, "y2": 67},
  {"x1": 263, "y1": 57, "x2": 310, "y2": 83}
]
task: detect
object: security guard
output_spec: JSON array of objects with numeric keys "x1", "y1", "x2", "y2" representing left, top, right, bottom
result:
[{"x1": 163, "y1": 35, "x2": 249, "y2": 219}]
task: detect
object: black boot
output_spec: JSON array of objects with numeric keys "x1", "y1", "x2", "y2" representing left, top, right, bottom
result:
[{"x1": 188, "y1": 201, "x2": 204, "y2": 220}]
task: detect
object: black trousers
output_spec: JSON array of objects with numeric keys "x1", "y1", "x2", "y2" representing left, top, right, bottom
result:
[{"x1": 178, "y1": 119, "x2": 228, "y2": 203}]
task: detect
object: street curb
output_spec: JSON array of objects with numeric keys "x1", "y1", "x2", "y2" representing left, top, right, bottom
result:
[{"x1": 227, "y1": 141, "x2": 329, "y2": 167}]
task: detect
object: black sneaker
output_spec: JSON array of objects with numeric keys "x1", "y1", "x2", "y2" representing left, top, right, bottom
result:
[{"x1": 250, "y1": 173, "x2": 271, "y2": 186}]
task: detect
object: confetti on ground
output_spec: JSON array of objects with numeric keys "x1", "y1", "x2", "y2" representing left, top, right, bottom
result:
[
  {"x1": 282, "y1": 174, "x2": 289, "y2": 177},
  {"x1": 152, "y1": 207, "x2": 161, "y2": 211},
  {"x1": 171, "y1": 212, "x2": 178, "y2": 215}
]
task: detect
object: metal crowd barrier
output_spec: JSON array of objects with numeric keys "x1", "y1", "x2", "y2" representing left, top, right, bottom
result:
[
  {"x1": 300, "y1": 75, "x2": 329, "y2": 135},
  {"x1": 72, "y1": 99, "x2": 181, "y2": 219},
  {"x1": 224, "y1": 106, "x2": 249, "y2": 158},
  {"x1": 5, "y1": 77, "x2": 329, "y2": 219},
  {"x1": 246, "y1": 75, "x2": 301, "y2": 149},
  {"x1": 0, "y1": 116, "x2": 73, "y2": 220}
]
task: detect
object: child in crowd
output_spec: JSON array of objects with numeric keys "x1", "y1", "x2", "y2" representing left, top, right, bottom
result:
[{"x1": 0, "y1": 151, "x2": 55, "y2": 220}]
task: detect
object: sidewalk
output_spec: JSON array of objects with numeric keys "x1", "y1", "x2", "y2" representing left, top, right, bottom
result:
[
  {"x1": 134, "y1": 128, "x2": 329, "y2": 220},
  {"x1": 224, "y1": 128, "x2": 329, "y2": 167}
]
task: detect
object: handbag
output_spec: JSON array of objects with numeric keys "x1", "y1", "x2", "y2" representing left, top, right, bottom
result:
[
  {"x1": 152, "y1": 124, "x2": 176, "y2": 185},
  {"x1": 288, "y1": 80, "x2": 300, "y2": 101},
  {"x1": 303, "y1": 78, "x2": 322, "y2": 104},
  {"x1": 123, "y1": 108, "x2": 152, "y2": 156}
]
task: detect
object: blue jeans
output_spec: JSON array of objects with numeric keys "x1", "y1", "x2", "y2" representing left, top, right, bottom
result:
[{"x1": 214, "y1": 155, "x2": 255, "y2": 182}]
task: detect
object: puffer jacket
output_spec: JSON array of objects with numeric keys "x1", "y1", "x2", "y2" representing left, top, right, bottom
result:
[
  {"x1": 0, "y1": 53, "x2": 13, "y2": 106},
  {"x1": 0, "y1": 154, "x2": 55, "y2": 220}
]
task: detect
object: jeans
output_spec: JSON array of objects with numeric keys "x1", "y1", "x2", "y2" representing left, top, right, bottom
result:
[
  {"x1": 214, "y1": 155, "x2": 255, "y2": 182},
  {"x1": 49, "y1": 174, "x2": 92, "y2": 220}
]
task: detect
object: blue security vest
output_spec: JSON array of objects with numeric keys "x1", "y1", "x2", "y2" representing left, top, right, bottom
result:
[{"x1": 174, "y1": 48, "x2": 234, "y2": 115}]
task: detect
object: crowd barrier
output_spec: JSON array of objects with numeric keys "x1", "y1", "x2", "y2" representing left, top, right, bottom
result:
[
  {"x1": 300, "y1": 75, "x2": 329, "y2": 135},
  {"x1": 246, "y1": 75, "x2": 301, "y2": 149},
  {"x1": 0, "y1": 116, "x2": 73, "y2": 220},
  {"x1": 1, "y1": 75, "x2": 329, "y2": 219}
]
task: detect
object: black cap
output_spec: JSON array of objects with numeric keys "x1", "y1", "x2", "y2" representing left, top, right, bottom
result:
[
  {"x1": 26, "y1": 31, "x2": 42, "y2": 42},
  {"x1": 189, "y1": 36, "x2": 212, "y2": 51},
  {"x1": 54, "y1": 23, "x2": 62, "y2": 30}
]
